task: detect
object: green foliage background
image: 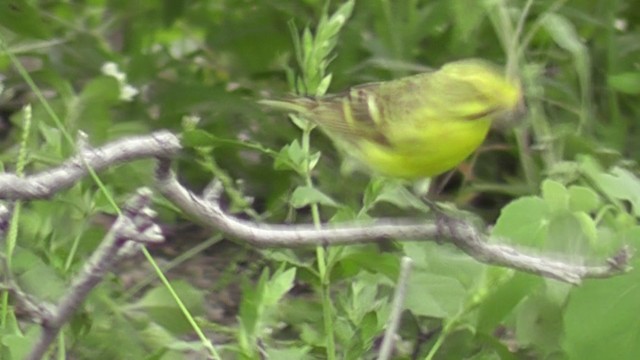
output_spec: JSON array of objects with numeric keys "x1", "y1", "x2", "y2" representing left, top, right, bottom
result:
[{"x1": 1, "y1": 0, "x2": 640, "y2": 359}]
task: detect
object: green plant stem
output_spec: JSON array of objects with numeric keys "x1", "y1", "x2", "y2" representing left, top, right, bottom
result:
[
  {"x1": 140, "y1": 247, "x2": 221, "y2": 360},
  {"x1": 302, "y1": 125, "x2": 336, "y2": 360},
  {"x1": 1, "y1": 105, "x2": 31, "y2": 327}
]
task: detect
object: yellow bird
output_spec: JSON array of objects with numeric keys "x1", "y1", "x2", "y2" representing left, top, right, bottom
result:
[{"x1": 261, "y1": 59, "x2": 522, "y2": 179}]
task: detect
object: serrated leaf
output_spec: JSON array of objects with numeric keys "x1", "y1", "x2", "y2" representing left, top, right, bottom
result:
[
  {"x1": 263, "y1": 267, "x2": 296, "y2": 308},
  {"x1": 274, "y1": 140, "x2": 305, "y2": 172},
  {"x1": 290, "y1": 185, "x2": 339, "y2": 208}
]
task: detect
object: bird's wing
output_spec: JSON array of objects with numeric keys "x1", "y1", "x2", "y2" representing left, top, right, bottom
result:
[{"x1": 307, "y1": 81, "x2": 395, "y2": 146}]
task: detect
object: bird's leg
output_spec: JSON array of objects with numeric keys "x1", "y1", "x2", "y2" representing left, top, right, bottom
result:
[{"x1": 423, "y1": 199, "x2": 458, "y2": 244}]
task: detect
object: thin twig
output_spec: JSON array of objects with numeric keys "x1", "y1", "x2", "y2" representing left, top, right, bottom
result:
[
  {"x1": 25, "y1": 188, "x2": 164, "y2": 360},
  {"x1": 0, "y1": 130, "x2": 628, "y2": 288},
  {"x1": 378, "y1": 256, "x2": 413, "y2": 360},
  {"x1": 155, "y1": 158, "x2": 630, "y2": 284},
  {"x1": 0, "y1": 131, "x2": 181, "y2": 200}
]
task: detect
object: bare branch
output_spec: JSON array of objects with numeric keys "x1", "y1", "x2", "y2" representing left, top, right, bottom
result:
[
  {"x1": 0, "y1": 131, "x2": 181, "y2": 200},
  {"x1": 155, "y1": 159, "x2": 630, "y2": 284},
  {"x1": 378, "y1": 256, "x2": 413, "y2": 360},
  {"x1": 26, "y1": 188, "x2": 164, "y2": 360}
]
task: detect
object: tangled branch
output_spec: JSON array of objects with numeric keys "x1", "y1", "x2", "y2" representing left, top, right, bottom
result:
[{"x1": 0, "y1": 130, "x2": 631, "y2": 359}]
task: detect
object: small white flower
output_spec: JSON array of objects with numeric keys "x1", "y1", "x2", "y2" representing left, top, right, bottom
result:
[
  {"x1": 120, "y1": 84, "x2": 139, "y2": 102},
  {"x1": 101, "y1": 62, "x2": 139, "y2": 102},
  {"x1": 101, "y1": 62, "x2": 126, "y2": 82}
]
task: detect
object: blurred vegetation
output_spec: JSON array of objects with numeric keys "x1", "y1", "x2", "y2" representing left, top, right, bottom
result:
[{"x1": 1, "y1": 0, "x2": 640, "y2": 359}]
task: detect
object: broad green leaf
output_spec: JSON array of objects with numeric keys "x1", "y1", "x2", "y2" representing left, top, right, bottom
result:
[
  {"x1": 568, "y1": 185, "x2": 601, "y2": 213},
  {"x1": 405, "y1": 270, "x2": 466, "y2": 318},
  {"x1": 542, "y1": 179, "x2": 569, "y2": 214},
  {"x1": 336, "y1": 248, "x2": 400, "y2": 280},
  {"x1": 573, "y1": 212, "x2": 598, "y2": 244},
  {"x1": 128, "y1": 281, "x2": 204, "y2": 335},
  {"x1": 0, "y1": 0, "x2": 50, "y2": 38},
  {"x1": 564, "y1": 262, "x2": 640, "y2": 360},
  {"x1": 591, "y1": 167, "x2": 640, "y2": 217},
  {"x1": 476, "y1": 274, "x2": 542, "y2": 333},
  {"x1": 608, "y1": 72, "x2": 640, "y2": 95},
  {"x1": 515, "y1": 293, "x2": 564, "y2": 354},
  {"x1": 403, "y1": 242, "x2": 484, "y2": 288},
  {"x1": 493, "y1": 196, "x2": 549, "y2": 247},
  {"x1": 2, "y1": 326, "x2": 40, "y2": 360}
]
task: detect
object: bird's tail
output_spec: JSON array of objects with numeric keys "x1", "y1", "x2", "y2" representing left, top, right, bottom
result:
[{"x1": 258, "y1": 98, "x2": 315, "y2": 114}]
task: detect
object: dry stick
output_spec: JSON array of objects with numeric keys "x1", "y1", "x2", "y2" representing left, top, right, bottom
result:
[
  {"x1": 0, "y1": 130, "x2": 629, "y2": 291},
  {"x1": 378, "y1": 256, "x2": 413, "y2": 360},
  {"x1": 0, "y1": 131, "x2": 181, "y2": 200},
  {"x1": 25, "y1": 189, "x2": 164, "y2": 360},
  {"x1": 155, "y1": 158, "x2": 629, "y2": 284},
  {"x1": 0, "y1": 129, "x2": 627, "y2": 358}
]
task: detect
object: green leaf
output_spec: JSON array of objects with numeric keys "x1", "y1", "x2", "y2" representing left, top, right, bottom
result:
[
  {"x1": 2, "y1": 326, "x2": 40, "y2": 360},
  {"x1": 591, "y1": 167, "x2": 640, "y2": 217},
  {"x1": 450, "y1": 0, "x2": 486, "y2": 41},
  {"x1": 568, "y1": 185, "x2": 601, "y2": 213},
  {"x1": 542, "y1": 179, "x2": 569, "y2": 214},
  {"x1": 573, "y1": 212, "x2": 598, "y2": 244},
  {"x1": 476, "y1": 274, "x2": 542, "y2": 333},
  {"x1": 336, "y1": 248, "x2": 400, "y2": 280},
  {"x1": 180, "y1": 129, "x2": 220, "y2": 147},
  {"x1": 564, "y1": 262, "x2": 640, "y2": 360},
  {"x1": 266, "y1": 347, "x2": 312, "y2": 360},
  {"x1": 608, "y1": 72, "x2": 640, "y2": 95},
  {"x1": 290, "y1": 185, "x2": 339, "y2": 208},
  {"x1": 515, "y1": 293, "x2": 563, "y2": 353},
  {"x1": 493, "y1": 196, "x2": 549, "y2": 247},
  {"x1": 263, "y1": 267, "x2": 296, "y2": 308},
  {"x1": 540, "y1": 13, "x2": 585, "y2": 55},
  {"x1": 128, "y1": 281, "x2": 204, "y2": 335},
  {"x1": 274, "y1": 140, "x2": 306, "y2": 173},
  {"x1": 362, "y1": 178, "x2": 429, "y2": 212},
  {"x1": 405, "y1": 270, "x2": 466, "y2": 318},
  {"x1": 0, "y1": 0, "x2": 50, "y2": 38}
]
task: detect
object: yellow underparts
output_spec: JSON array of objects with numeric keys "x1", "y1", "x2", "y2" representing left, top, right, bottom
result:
[{"x1": 357, "y1": 117, "x2": 492, "y2": 179}]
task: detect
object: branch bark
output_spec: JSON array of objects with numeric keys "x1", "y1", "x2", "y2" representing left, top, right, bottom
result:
[
  {"x1": 25, "y1": 188, "x2": 163, "y2": 360},
  {"x1": 0, "y1": 131, "x2": 180, "y2": 200},
  {"x1": 155, "y1": 158, "x2": 630, "y2": 284},
  {"x1": 0, "y1": 129, "x2": 628, "y2": 359}
]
